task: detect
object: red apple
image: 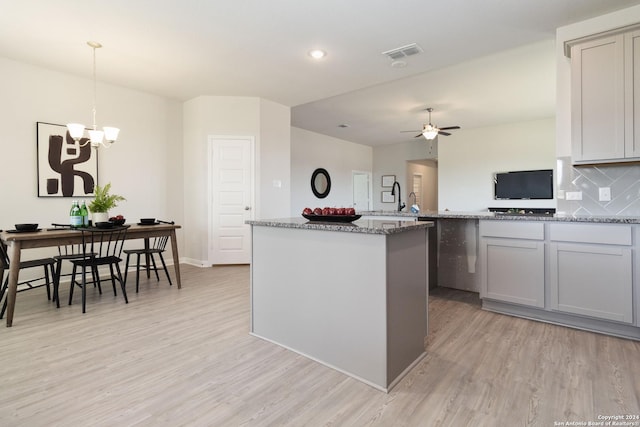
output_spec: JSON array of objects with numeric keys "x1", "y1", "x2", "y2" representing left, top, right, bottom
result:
[
  {"x1": 313, "y1": 207, "x2": 323, "y2": 215},
  {"x1": 346, "y1": 207, "x2": 356, "y2": 215},
  {"x1": 322, "y1": 207, "x2": 331, "y2": 215},
  {"x1": 336, "y1": 207, "x2": 345, "y2": 215},
  {"x1": 302, "y1": 207, "x2": 313, "y2": 215}
]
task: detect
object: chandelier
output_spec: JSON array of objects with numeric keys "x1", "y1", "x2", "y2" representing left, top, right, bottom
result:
[{"x1": 67, "y1": 41, "x2": 120, "y2": 149}]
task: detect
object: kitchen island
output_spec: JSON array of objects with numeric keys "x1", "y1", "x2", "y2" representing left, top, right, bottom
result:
[{"x1": 247, "y1": 217, "x2": 433, "y2": 392}]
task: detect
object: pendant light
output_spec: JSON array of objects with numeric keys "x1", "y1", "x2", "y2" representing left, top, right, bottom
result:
[{"x1": 67, "y1": 41, "x2": 120, "y2": 148}]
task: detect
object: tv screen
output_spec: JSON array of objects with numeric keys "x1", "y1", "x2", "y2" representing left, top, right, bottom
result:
[{"x1": 494, "y1": 169, "x2": 553, "y2": 200}]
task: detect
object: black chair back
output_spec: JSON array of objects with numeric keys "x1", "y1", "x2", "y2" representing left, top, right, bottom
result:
[
  {"x1": 152, "y1": 235, "x2": 170, "y2": 252},
  {"x1": 81, "y1": 225, "x2": 129, "y2": 261}
]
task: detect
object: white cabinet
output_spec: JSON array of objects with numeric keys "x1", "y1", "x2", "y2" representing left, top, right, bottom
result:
[
  {"x1": 549, "y1": 223, "x2": 633, "y2": 324},
  {"x1": 570, "y1": 29, "x2": 640, "y2": 163},
  {"x1": 571, "y1": 34, "x2": 625, "y2": 163},
  {"x1": 479, "y1": 221, "x2": 545, "y2": 308},
  {"x1": 625, "y1": 30, "x2": 640, "y2": 158}
]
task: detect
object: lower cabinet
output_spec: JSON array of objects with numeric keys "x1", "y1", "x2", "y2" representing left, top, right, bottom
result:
[
  {"x1": 479, "y1": 221, "x2": 545, "y2": 308},
  {"x1": 549, "y1": 224, "x2": 633, "y2": 324}
]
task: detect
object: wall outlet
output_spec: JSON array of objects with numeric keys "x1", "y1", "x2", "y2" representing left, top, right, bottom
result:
[
  {"x1": 566, "y1": 191, "x2": 583, "y2": 201},
  {"x1": 599, "y1": 187, "x2": 611, "y2": 202}
]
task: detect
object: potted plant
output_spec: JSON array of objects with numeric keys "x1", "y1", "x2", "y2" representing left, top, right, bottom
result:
[{"x1": 88, "y1": 183, "x2": 126, "y2": 223}]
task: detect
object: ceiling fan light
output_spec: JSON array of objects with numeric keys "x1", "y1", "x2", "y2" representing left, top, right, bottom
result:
[
  {"x1": 423, "y1": 130, "x2": 438, "y2": 140},
  {"x1": 67, "y1": 123, "x2": 85, "y2": 140}
]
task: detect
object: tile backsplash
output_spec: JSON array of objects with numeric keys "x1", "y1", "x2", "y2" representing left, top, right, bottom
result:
[{"x1": 557, "y1": 156, "x2": 640, "y2": 216}]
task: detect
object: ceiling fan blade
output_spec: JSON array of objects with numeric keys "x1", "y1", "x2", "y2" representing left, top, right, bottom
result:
[
  {"x1": 413, "y1": 133, "x2": 423, "y2": 138},
  {"x1": 438, "y1": 131, "x2": 451, "y2": 136},
  {"x1": 438, "y1": 126, "x2": 460, "y2": 131}
]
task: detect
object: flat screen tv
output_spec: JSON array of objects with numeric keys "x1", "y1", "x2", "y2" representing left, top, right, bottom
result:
[{"x1": 494, "y1": 169, "x2": 553, "y2": 200}]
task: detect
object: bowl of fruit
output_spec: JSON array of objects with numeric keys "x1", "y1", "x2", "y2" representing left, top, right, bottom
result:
[
  {"x1": 109, "y1": 215, "x2": 126, "y2": 226},
  {"x1": 302, "y1": 207, "x2": 360, "y2": 222}
]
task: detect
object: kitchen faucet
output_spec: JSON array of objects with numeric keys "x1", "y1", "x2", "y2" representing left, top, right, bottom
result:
[{"x1": 391, "y1": 181, "x2": 406, "y2": 212}]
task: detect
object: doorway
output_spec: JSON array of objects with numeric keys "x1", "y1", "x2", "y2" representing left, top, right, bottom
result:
[
  {"x1": 208, "y1": 136, "x2": 255, "y2": 265},
  {"x1": 406, "y1": 160, "x2": 438, "y2": 211},
  {"x1": 352, "y1": 171, "x2": 372, "y2": 211}
]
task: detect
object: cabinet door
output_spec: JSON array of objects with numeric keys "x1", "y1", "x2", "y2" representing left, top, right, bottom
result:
[
  {"x1": 481, "y1": 238, "x2": 544, "y2": 308},
  {"x1": 549, "y1": 243, "x2": 633, "y2": 324},
  {"x1": 625, "y1": 30, "x2": 640, "y2": 158},
  {"x1": 571, "y1": 34, "x2": 625, "y2": 162}
]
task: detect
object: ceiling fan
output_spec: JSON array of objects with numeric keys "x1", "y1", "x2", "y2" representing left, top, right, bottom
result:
[{"x1": 402, "y1": 107, "x2": 460, "y2": 140}]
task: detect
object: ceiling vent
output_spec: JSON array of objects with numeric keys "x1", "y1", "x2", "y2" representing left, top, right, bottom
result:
[{"x1": 382, "y1": 43, "x2": 424, "y2": 60}]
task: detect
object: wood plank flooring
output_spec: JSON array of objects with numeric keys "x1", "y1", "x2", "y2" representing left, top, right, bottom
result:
[{"x1": 1, "y1": 264, "x2": 639, "y2": 426}]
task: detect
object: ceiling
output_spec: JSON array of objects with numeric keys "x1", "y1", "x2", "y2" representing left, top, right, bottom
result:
[{"x1": 2, "y1": 0, "x2": 640, "y2": 147}]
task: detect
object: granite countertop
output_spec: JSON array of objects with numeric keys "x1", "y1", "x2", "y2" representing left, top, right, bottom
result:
[
  {"x1": 246, "y1": 217, "x2": 433, "y2": 235},
  {"x1": 359, "y1": 210, "x2": 640, "y2": 224}
]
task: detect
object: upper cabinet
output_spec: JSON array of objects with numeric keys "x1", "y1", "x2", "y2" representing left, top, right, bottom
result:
[{"x1": 569, "y1": 27, "x2": 640, "y2": 164}]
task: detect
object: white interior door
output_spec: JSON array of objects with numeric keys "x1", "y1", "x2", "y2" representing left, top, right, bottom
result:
[
  {"x1": 209, "y1": 136, "x2": 254, "y2": 265},
  {"x1": 352, "y1": 171, "x2": 372, "y2": 211}
]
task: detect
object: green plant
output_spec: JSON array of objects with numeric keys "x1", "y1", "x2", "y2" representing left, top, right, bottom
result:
[{"x1": 88, "y1": 183, "x2": 126, "y2": 213}]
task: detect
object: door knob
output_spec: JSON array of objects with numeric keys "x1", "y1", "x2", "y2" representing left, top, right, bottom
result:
[{"x1": 245, "y1": 206, "x2": 251, "y2": 211}]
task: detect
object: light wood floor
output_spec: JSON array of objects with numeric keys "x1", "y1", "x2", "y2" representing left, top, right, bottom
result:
[{"x1": 1, "y1": 264, "x2": 639, "y2": 427}]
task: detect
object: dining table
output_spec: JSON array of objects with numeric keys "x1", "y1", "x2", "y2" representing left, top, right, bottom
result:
[{"x1": 0, "y1": 223, "x2": 182, "y2": 327}]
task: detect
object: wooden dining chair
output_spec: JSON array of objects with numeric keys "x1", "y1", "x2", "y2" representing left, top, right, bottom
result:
[
  {"x1": 123, "y1": 235, "x2": 173, "y2": 292},
  {"x1": 0, "y1": 240, "x2": 57, "y2": 319},
  {"x1": 68, "y1": 225, "x2": 129, "y2": 313}
]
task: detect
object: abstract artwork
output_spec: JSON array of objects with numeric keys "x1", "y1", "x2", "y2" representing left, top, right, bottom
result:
[{"x1": 37, "y1": 122, "x2": 98, "y2": 197}]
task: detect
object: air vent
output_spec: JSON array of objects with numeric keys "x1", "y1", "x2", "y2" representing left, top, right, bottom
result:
[{"x1": 382, "y1": 43, "x2": 423, "y2": 60}]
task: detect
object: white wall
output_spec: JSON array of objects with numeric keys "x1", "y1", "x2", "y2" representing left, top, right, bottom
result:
[
  {"x1": 291, "y1": 127, "x2": 372, "y2": 214},
  {"x1": 183, "y1": 96, "x2": 291, "y2": 265},
  {"x1": 438, "y1": 118, "x2": 556, "y2": 212},
  {"x1": 0, "y1": 56, "x2": 183, "y2": 254},
  {"x1": 259, "y1": 99, "x2": 291, "y2": 219},
  {"x1": 556, "y1": 4, "x2": 640, "y2": 158}
]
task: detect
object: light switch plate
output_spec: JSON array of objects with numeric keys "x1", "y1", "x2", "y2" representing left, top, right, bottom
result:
[{"x1": 566, "y1": 191, "x2": 582, "y2": 200}]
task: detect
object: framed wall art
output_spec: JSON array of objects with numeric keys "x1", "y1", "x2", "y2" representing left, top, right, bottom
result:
[
  {"x1": 37, "y1": 122, "x2": 98, "y2": 197},
  {"x1": 381, "y1": 175, "x2": 395, "y2": 187},
  {"x1": 381, "y1": 191, "x2": 395, "y2": 203}
]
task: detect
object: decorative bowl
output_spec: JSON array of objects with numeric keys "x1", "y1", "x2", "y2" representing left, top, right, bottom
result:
[
  {"x1": 109, "y1": 218, "x2": 126, "y2": 226},
  {"x1": 95, "y1": 222, "x2": 114, "y2": 229},
  {"x1": 302, "y1": 214, "x2": 361, "y2": 223},
  {"x1": 139, "y1": 218, "x2": 156, "y2": 225},
  {"x1": 15, "y1": 223, "x2": 39, "y2": 232}
]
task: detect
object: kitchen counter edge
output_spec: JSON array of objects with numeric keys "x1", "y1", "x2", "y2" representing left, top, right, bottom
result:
[
  {"x1": 360, "y1": 210, "x2": 640, "y2": 224},
  {"x1": 246, "y1": 217, "x2": 433, "y2": 235}
]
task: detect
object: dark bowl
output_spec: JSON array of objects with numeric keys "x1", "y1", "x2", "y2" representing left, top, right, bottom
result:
[
  {"x1": 95, "y1": 222, "x2": 114, "y2": 229},
  {"x1": 140, "y1": 218, "x2": 156, "y2": 225},
  {"x1": 109, "y1": 218, "x2": 126, "y2": 226},
  {"x1": 15, "y1": 223, "x2": 38, "y2": 231}
]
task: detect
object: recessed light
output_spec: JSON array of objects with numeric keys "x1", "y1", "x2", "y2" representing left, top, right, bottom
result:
[
  {"x1": 338, "y1": 124, "x2": 350, "y2": 128},
  {"x1": 309, "y1": 49, "x2": 327, "y2": 59}
]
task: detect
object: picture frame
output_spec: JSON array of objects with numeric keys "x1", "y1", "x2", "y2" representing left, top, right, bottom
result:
[
  {"x1": 37, "y1": 122, "x2": 98, "y2": 198},
  {"x1": 381, "y1": 191, "x2": 395, "y2": 203},
  {"x1": 381, "y1": 175, "x2": 395, "y2": 187}
]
